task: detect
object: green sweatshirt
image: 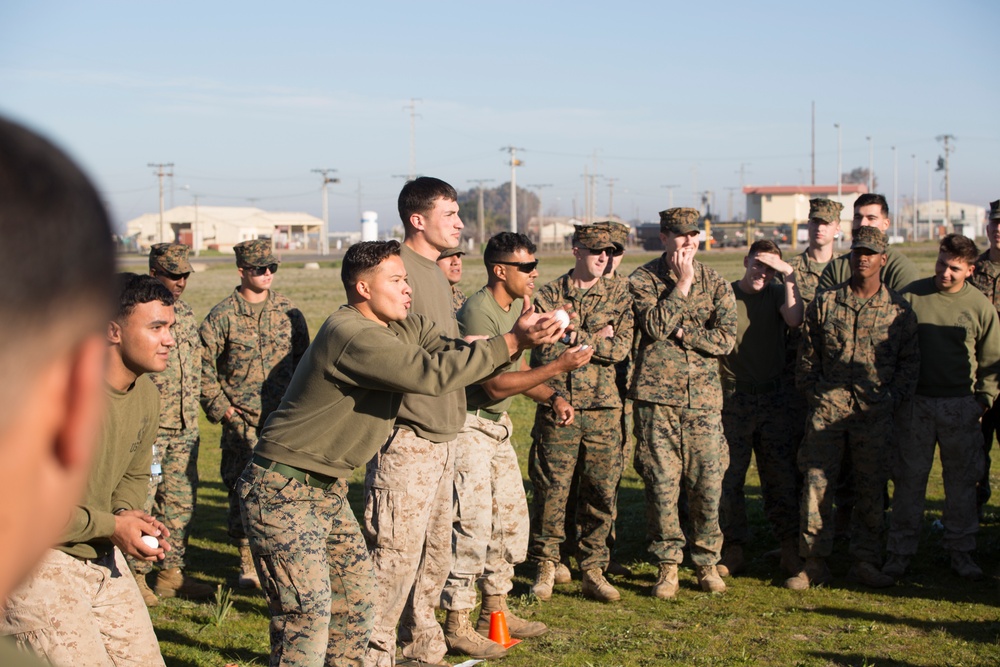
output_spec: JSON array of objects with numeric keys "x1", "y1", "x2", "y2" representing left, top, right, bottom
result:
[
  {"x1": 395, "y1": 244, "x2": 466, "y2": 441},
  {"x1": 901, "y1": 277, "x2": 1000, "y2": 407},
  {"x1": 459, "y1": 287, "x2": 522, "y2": 414},
  {"x1": 254, "y1": 307, "x2": 512, "y2": 479},
  {"x1": 817, "y1": 245, "x2": 920, "y2": 293},
  {"x1": 60, "y1": 376, "x2": 158, "y2": 559}
]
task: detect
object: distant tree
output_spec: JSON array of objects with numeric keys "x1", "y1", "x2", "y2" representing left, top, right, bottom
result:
[
  {"x1": 842, "y1": 167, "x2": 877, "y2": 191},
  {"x1": 457, "y1": 183, "x2": 539, "y2": 240}
]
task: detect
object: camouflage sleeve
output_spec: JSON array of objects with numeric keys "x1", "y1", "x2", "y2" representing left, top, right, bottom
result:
[
  {"x1": 199, "y1": 312, "x2": 232, "y2": 424},
  {"x1": 532, "y1": 281, "x2": 556, "y2": 314},
  {"x1": 889, "y1": 304, "x2": 920, "y2": 407},
  {"x1": 290, "y1": 307, "x2": 310, "y2": 370},
  {"x1": 796, "y1": 298, "x2": 823, "y2": 397},
  {"x1": 975, "y1": 306, "x2": 1000, "y2": 408},
  {"x1": 583, "y1": 284, "x2": 634, "y2": 365},
  {"x1": 680, "y1": 273, "x2": 737, "y2": 357},
  {"x1": 629, "y1": 268, "x2": 685, "y2": 341}
]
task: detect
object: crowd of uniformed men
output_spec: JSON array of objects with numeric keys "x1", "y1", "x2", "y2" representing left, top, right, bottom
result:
[{"x1": 2, "y1": 129, "x2": 998, "y2": 667}]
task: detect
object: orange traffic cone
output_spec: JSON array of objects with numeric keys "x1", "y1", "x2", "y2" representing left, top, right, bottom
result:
[{"x1": 487, "y1": 610, "x2": 522, "y2": 649}]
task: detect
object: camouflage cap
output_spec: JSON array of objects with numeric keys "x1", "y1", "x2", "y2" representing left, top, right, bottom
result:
[
  {"x1": 809, "y1": 198, "x2": 843, "y2": 224},
  {"x1": 596, "y1": 220, "x2": 629, "y2": 252},
  {"x1": 234, "y1": 238, "x2": 279, "y2": 267},
  {"x1": 149, "y1": 243, "x2": 193, "y2": 274},
  {"x1": 437, "y1": 246, "x2": 465, "y2": 260},
  {"x1": 851, "y1": 226, "x2": 887, "y2": 254},
  {"x1": 573, "y1": 224, "x2": 616, "y2": 251},
  {"x1": 989, "y1": 199, "x2": 1000, "y2": 221},
  {"x1": 659, "y1": 208, "x2": 700, "y2": 234}
]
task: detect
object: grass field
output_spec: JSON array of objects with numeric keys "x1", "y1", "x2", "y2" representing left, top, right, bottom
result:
[{"x1": 118, "y1": 242, "x2": 1000, "y2": 667}]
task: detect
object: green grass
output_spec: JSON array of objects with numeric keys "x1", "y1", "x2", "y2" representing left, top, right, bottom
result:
[{"x1": 120, "y1": 243, "x2": 1000, "y2": 667}]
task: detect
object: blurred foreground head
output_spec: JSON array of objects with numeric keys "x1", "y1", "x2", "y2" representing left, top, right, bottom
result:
[{"x1": 0, "y1": 115, "x2": 115, "y2": 601}]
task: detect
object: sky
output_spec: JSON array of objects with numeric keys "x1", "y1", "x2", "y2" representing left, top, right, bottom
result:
[{"x1": 1, "y1": 0, "x2": 997, "y2": 233}]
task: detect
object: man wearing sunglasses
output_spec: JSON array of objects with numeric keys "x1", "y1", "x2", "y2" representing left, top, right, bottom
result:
[
  {"x1": 439, "y1": 232, "x2": 592, "y2": 659},
  {"x1": 528, "y1": 224, "x2": 634, "y2": 604},
  {"x1": 200, "y1": 238, "x2": 309, "y2": 589},
  {"x1": 124, "y1": 244, "x2": 213, "y2": 606}
]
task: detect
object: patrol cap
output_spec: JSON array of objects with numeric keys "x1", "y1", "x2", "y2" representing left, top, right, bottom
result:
[
  {"x1": 989, "y1": 199, "x2": 1000, "y2": 221},
  {"x1": 659, "y1": 208, "x2": 700, "y2": 235},
  {"x1": 596, "y1": 220, "x2": 629, "y2": 254},
  {"x1": 851, "y1": 226, "x2": 887, "y2": 254},
  {"x1": 573, "y1": 224, "x2": 616, "y2": 252},
  {"x1": 437, "y1": 246, "x2": 465, "y2": 260},
  {"x1": 808, "y1": 198, "x2": 843, "y2": 224},
  {"x1": 149, "y1": 243, "x2": 193, "y2": 274},
  {"x1": 234, "y1": 239, "x2": 279, "y2": 267}
]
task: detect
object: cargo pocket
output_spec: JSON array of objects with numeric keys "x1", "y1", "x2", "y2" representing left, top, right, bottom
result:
[
  {"x1": 256, "y1": 551, "x2": 303, "y2": 617},
  {"x1": 364, "y1": 472, "x2": 407, "y2": 551},
  {"x1": 0, "y1": 601, "x2": 59, "y2": 662}
]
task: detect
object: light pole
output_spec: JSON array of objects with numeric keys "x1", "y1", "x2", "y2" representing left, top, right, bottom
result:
[
  {"x1": 834, "y1": 124, "x2": 842, "y2": 198},
  {"x1": 311, "y1": 169, "x2": 339, "y2": 255},
  {"x1": 911, "y1": 154, "x2": 918, "y2": 241},
  {"x1": 892, "y1": 145, "x2": 898, "y2": 239}
]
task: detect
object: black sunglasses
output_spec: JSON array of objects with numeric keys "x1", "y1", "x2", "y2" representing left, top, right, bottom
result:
[
  {"x1": 586, "y1": 247, "x2": 616, "y2": 256},
  {"x1": 244, "y1": 264, "x2": 278, "y2": 277},
  {"x1": 492, "y1": 260, "x2": 538, "y2": 273},
  {"x1": 155, "y1": 269, "x2": 190, "y2": 281}
]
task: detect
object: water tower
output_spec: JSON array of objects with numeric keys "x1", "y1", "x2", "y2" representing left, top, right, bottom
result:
[{"x1": 361, "y1": 211, "x2": 378, "y2": 242}]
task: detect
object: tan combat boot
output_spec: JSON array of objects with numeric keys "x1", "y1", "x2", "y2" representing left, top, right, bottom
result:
[
  {"x1": 476, "y1": 594, "x2": 547, "y2": 638},
  {"x1": 716, "y1": 544, "x2": 744, "y2": 577},
  {"x1": 581, "y1": 568, "x2": 621, "y2": 602},
  {"x1": 554, "y1": 561, "x2": 573, "y2": 585},
  {"x1": 696, "y1": 565, "x2": 726, "y2": 593},
  {"x1": 784, "y1": 557, "x2": 831, "y2": 591},
  {"x1": 134, "y1": 571, "x2": 159, "y2": 607},
  {"x1": 238, "y1": 544, "x2": 260, "y2": 589},
  {"x1": 651, "y1": 563, "x2": 679, "y2": 599},
  {"x1": 443, "y1": 610, "x2": 508, "y2": 659},
  {"x1": 155, "y1": 567, "x2": 216, "y2": 600},
  {"x1": 531, "y1": 560, "x2": 555, "y2": 601}
]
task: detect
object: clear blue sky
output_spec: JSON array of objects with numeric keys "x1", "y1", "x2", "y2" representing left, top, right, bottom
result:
[{"x1": 2, "y1": 0, "x2": 997, "y2": 232}]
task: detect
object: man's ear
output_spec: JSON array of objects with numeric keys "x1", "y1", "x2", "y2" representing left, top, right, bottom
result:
[
  {"x1": 409, "y1": 213, "x2": 425, "y2": 231},
  {"x1": 107, "y1": 319, "x2": 122, "y2": 345},
  {"x1": 54, "y1": 335, "x2": 107, "y2": 470},
  {"x1": 491, "y1": 264, "x2": 506, "y2": 282},
  {"x1": 355, "y1": 279, "x2": 372, "y2": 300}
]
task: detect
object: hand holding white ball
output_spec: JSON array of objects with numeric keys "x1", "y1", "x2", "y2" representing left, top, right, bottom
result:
[
  {"x1": 552, "y1": 309, "x2": 571, "y2": 331},
  {"x1": 141, "y1": 535, "x2": 160, "y2": 550}
]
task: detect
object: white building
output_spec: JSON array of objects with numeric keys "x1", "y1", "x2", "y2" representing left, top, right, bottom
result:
[
  {"x1": 743, "y1": 184, "x2": 868, "y2": 225},
  {"x1": 125, "y1": 206, "x2": 325, "y2": 252},
  {"x1": 913, "y1": 200, "x2": 987, "y2": 240}
]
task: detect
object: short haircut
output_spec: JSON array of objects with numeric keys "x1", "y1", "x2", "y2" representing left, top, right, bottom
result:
[
  {"x1": 115, "y1": 273, "x2": 174, "y2": 321},
  {"x1": 483, "y1": 232, "x2": 536, "y2": 266},
  {"x1": 342, "y1": 240, "x2": 401, "y2": 290},
  {"x1": 939, "y1": 233, "x2": 979, "y2": 264},
  {"x1": 748, "y1": 239, "x2": 782, "y2": 259},
  {"x1": 397, "y1": 177, "x2": 458, "y2": 226},
  {"x1": 854, "y1": 193, "x2": 889, "y2": 217},
  {"x1": 0, "y1": 116, "x2": 115, "y2": 360}
]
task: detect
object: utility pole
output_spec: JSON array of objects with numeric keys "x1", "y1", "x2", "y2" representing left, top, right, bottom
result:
[
  {"x1": 936, "y1": 134, "x2": 955, "y2": 230},
  {"x1": 191, "y1": 193, "x2": 202, "y2": 257},
  {"x1": 404, "y1": 99, "x2": 422, "y2": 180},
  {"x1": 148, "y1": 162, "x2": 174, "y2": 243},
  {"x1": 662, "y1": 184, "x2": 679, "y2": 208},
  {"x1": 501, "y1": 146, "x2": 524, "y2": 232},
  {"x1": 725, "y1": 186, "x2": 739, "y2": 221},
  {"x1": 311, "y1": 168, "x2": 339, "y2": 255},
  {"x1": 527, "y1": 184, "x2": 552, "y2": 244},
  {"x1": 911, "y1": 154, "x2": 918, "y2": 240},
  {"x1": 926, "y1": 160, "x2": 932, "y2": 240},
  {"x1": 891, "y1": 145, "x2": 898, "y2": 239},
  {"x1": 468, "y1": 178, "x2": 494, "y2": 245},
  {"x1": 866, "y1": 136, "x2": 874, "y2": 191},
  {"x1": 811, "y1": 101, "x2": 815, "y2": 185},
  {"x1": 605, "y1": 177, "x2": 618, "y2": 218},
  {"x1": 834, "y1": 123, "x2": 842, "y2": 198}
]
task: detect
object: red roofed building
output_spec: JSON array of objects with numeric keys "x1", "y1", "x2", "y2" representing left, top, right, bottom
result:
[{"x1": 743, "y1": 184, "x2": 868, "y2": 225}]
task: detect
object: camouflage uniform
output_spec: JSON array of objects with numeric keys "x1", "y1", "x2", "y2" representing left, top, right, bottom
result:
[
  {"x1": 796, "y1": 230, "x2": 919, "y2": 565},
  {"x1": 969, "y1": 203, "x2": 1000, "y2": 510},
  {"x1": 451, "y1": 286, "x2": 467, "y2": 314},
  {"x1": 628, "y1": 210, "x2": 737, "y2": 567},
  {"x1": 200, "y1": 241, "x2": 309, "y2": 545},
  {"x1": 528, "y1": 261, "x2": 634, "y2": 571}
]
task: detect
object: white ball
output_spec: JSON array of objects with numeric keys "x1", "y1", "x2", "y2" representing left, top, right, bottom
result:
[
  {"x1": 552, "y1": 310, "x2": 570, "y2": 330},
  {"x1": 141, "y1": 535, "x2": 160, "y2": 550}
]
